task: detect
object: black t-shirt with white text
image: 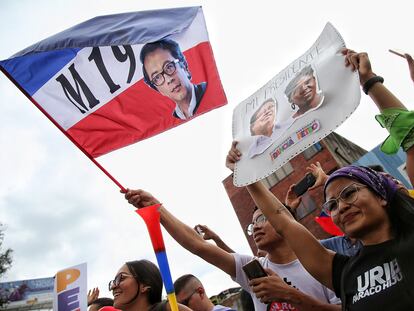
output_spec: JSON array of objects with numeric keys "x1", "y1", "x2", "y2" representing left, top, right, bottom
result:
[{"x1": 332, "y1": 239, "x2": 412, "y2": 310}]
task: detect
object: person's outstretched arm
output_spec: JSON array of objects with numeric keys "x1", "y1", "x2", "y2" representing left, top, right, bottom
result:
[
  {"x1": 124, "y1": 189, "x2": 236, "y2": 277},
  {"x1": 226, "y1": 142, "x2": 335, "y2": 289},
  {"x1": 343, "y1": 49, "x2": 406, "y2": 110},
  {"x1": 343, "y1": 49, "x2": 414, "y2": 186},
  {"x1": 246, "y1": 181, "x2": 335, "y2": 289},
  {"x1": 194, "y1": 224, "x2": 235, "y2": 253}
]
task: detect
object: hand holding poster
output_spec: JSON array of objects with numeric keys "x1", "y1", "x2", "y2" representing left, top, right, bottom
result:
[{"x1": 232, "y1": 23, "x2": 361, "y2": 186}]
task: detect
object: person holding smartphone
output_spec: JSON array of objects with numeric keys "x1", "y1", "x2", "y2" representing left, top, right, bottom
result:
[{"x1": 284, "y1": 162, "x2": 363, "y2": 256}]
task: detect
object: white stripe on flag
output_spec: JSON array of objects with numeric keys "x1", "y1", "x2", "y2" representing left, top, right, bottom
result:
[{"x1": 32, "y1": 10, "x2": 209, "y2": 130}]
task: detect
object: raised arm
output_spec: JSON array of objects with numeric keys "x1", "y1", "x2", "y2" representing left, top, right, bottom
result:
[
  {"x1": 343, "y1": 49, "x2": 414, "y2": 186},
  {"x1": 226, "y1": 143, "x2": 335, "y2": 289},
  {"x1": 124, "y1": 189, "x2": 236, "y2": 277},
  {"x1": 246, "y1": 181, "x2": 335, "y2": 289},
  {"x1": 194, "y1": 224, "x2": 235, "y2": 253},
  {"x1": 343, "y1": 49, "x2": 405, "y2": 110}
]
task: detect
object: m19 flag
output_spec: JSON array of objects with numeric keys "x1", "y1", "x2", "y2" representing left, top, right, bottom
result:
[{"x1": 0, "y1": 7, "x2": 226, "y2": 158}]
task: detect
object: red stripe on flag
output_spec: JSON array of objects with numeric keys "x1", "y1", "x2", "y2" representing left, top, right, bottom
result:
[{"x1": 67, "y1": 42, "x2": 226, "y2": 157}]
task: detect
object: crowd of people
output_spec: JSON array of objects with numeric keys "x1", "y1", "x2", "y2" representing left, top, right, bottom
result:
[{"x1": 87, "y1": 48, "x2": 414, "y2": 311}]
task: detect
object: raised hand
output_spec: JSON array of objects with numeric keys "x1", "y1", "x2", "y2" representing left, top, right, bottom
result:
[
  {"x1": 225, "y1": 141, "x2": 241, "y2": 172},
  {"x1": 306, "y1": 162, "x2": 328, "y2": 190},
  {"x1": 284, "y1": 184, "x2": 302, "y2": 210},
  {"x1": 342, "y1": 48, "x2": 375, "y2": 85},
  {"x1": 194, "y1": 224, "x2": 218, "y2": 241},
  {"x1": 123, "y1": 189, "x2": 161, "y2": 208},
  {"x1": 87, "y1": 287, "x2": 99, "y2": 306}
]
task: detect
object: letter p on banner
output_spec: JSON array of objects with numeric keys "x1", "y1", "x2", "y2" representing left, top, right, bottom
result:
[
  {"x1": 53, "y1": 263, "x2": 87, "y2": 311},
  {"x1": 56, "y1": 268, "x2": 80, "y2": 292}
]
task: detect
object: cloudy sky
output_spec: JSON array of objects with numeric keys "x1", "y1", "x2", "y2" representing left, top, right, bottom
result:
[{"x1": 1, "y1": 0, "x2": 413, "y2": 300}]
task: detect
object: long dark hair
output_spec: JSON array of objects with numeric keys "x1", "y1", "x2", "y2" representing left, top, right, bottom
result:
[
  {"x1": 125, "y1": 260, "x2": 163, "y2": 305},
  {"x1": 386, "y1": 190, "x2": 414, "y2": 238}
]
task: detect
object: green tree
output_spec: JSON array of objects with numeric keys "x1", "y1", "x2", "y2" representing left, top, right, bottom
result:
[
  {"x1": 0, "y1": 225, "x2": 12, "y2": 276},
  {"x1": 0, "y1": 224, "x2": 13, "y2": 307}
]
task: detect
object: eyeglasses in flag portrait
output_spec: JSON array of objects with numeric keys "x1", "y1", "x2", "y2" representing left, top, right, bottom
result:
[{"x1": 0, "y1": 6, "x2": 227, "y2": 158}]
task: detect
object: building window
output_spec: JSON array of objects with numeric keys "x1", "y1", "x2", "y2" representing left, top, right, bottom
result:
[
  {"x1": 303, "y1": 142, "x2": 323, "y2": 160},
  {"x1": 262, "y1": 162, "x2": 294, "y2": 188}
]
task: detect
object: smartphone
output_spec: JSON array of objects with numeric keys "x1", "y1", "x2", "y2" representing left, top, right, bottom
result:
[
  {"x1": 242, "y1": 259, "x2": 267, "y2": 280},
  {"x1": 293, "y1": 173, "x2": 316, "y2": 196}
]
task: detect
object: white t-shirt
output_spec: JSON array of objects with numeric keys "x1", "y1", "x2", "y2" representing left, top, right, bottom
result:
[{"x1": 232, "y1": 253, "x2": 340, "y2": 311}]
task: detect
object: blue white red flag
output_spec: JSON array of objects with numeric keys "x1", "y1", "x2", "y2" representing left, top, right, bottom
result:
[
  {"x1": 315, "y1": 211, "x2": 343, "y2": 236},
  {"x1": 0, "y1": 7, "x2": 226, "y2": 158}
]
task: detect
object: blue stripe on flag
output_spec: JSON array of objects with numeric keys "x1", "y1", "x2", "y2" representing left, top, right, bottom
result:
[
  {"x1": 155, "y1": 251, "x2": 175, "y2": 294},
  {"x1": 0, "y1": 48, "x2": 80, "y2": 96}
]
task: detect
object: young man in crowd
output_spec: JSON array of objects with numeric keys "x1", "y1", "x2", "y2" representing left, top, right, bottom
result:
[{"x1": 123, "y1": 186, "x2": 341, "y2": 311}]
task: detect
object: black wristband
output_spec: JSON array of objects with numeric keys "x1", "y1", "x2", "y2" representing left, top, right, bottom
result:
[{"x1": 363, "y1": 75, "x2": 384, "y2": 95}]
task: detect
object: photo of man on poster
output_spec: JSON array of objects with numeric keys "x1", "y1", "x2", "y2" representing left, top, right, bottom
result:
[
  {"x1": 285, "y1": 65, "x2": 324, "y2": 119},
  {"x1": 248, "y1": 98, "x2": 293, "y2": 158},
  {"x1": 140, "y1": 38, "x2": 207, "y2": 120}
]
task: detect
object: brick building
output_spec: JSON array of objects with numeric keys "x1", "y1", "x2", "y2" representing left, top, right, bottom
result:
[{"x1": 222, "y1": 132, "x2": 367, "y2": 254}]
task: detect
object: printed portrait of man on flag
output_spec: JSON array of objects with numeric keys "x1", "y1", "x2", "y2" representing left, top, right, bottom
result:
[
  {"x1": 140, "y1": 38, "x2": 207, "y2": 120},
  {"x1": 0, "y1": 7, "x2": 227, "y2": 158}
]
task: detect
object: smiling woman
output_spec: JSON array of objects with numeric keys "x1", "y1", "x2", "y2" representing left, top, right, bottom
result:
[
  {"x1": 244, "y1": 164, "x2": 414, "y2": 311},
  {"x1": 109, "y1": 260, "x2": 192, "y2": 311},
  {"x1": 109, "y1": 260, "x2": 163, "y2": 311}
]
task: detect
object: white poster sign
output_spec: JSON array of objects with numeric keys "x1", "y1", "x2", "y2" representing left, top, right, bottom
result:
[
  {"x1": 53, "y1": 263, "x2": 87, "y2": 311},
  {"x1": 232, "y1": 23, "x2": 360, "y2": 186}
]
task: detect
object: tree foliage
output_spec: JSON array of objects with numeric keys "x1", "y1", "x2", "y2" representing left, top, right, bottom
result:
[
  {"x1": 0, "y1": 225, "x2": 12, "y2": 277},
  {"x1": 0, "y1": 225, "x2": 13, "y2": 307}
]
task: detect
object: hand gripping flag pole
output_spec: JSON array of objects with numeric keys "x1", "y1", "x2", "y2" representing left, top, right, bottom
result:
[{"x1": 136, "y1": 204, "x2": 179, "y2": 311}]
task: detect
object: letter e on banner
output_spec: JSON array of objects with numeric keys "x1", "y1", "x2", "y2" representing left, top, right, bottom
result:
[{"x1": 58, "y1": 287, "x2": 80, "y2": 311}]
